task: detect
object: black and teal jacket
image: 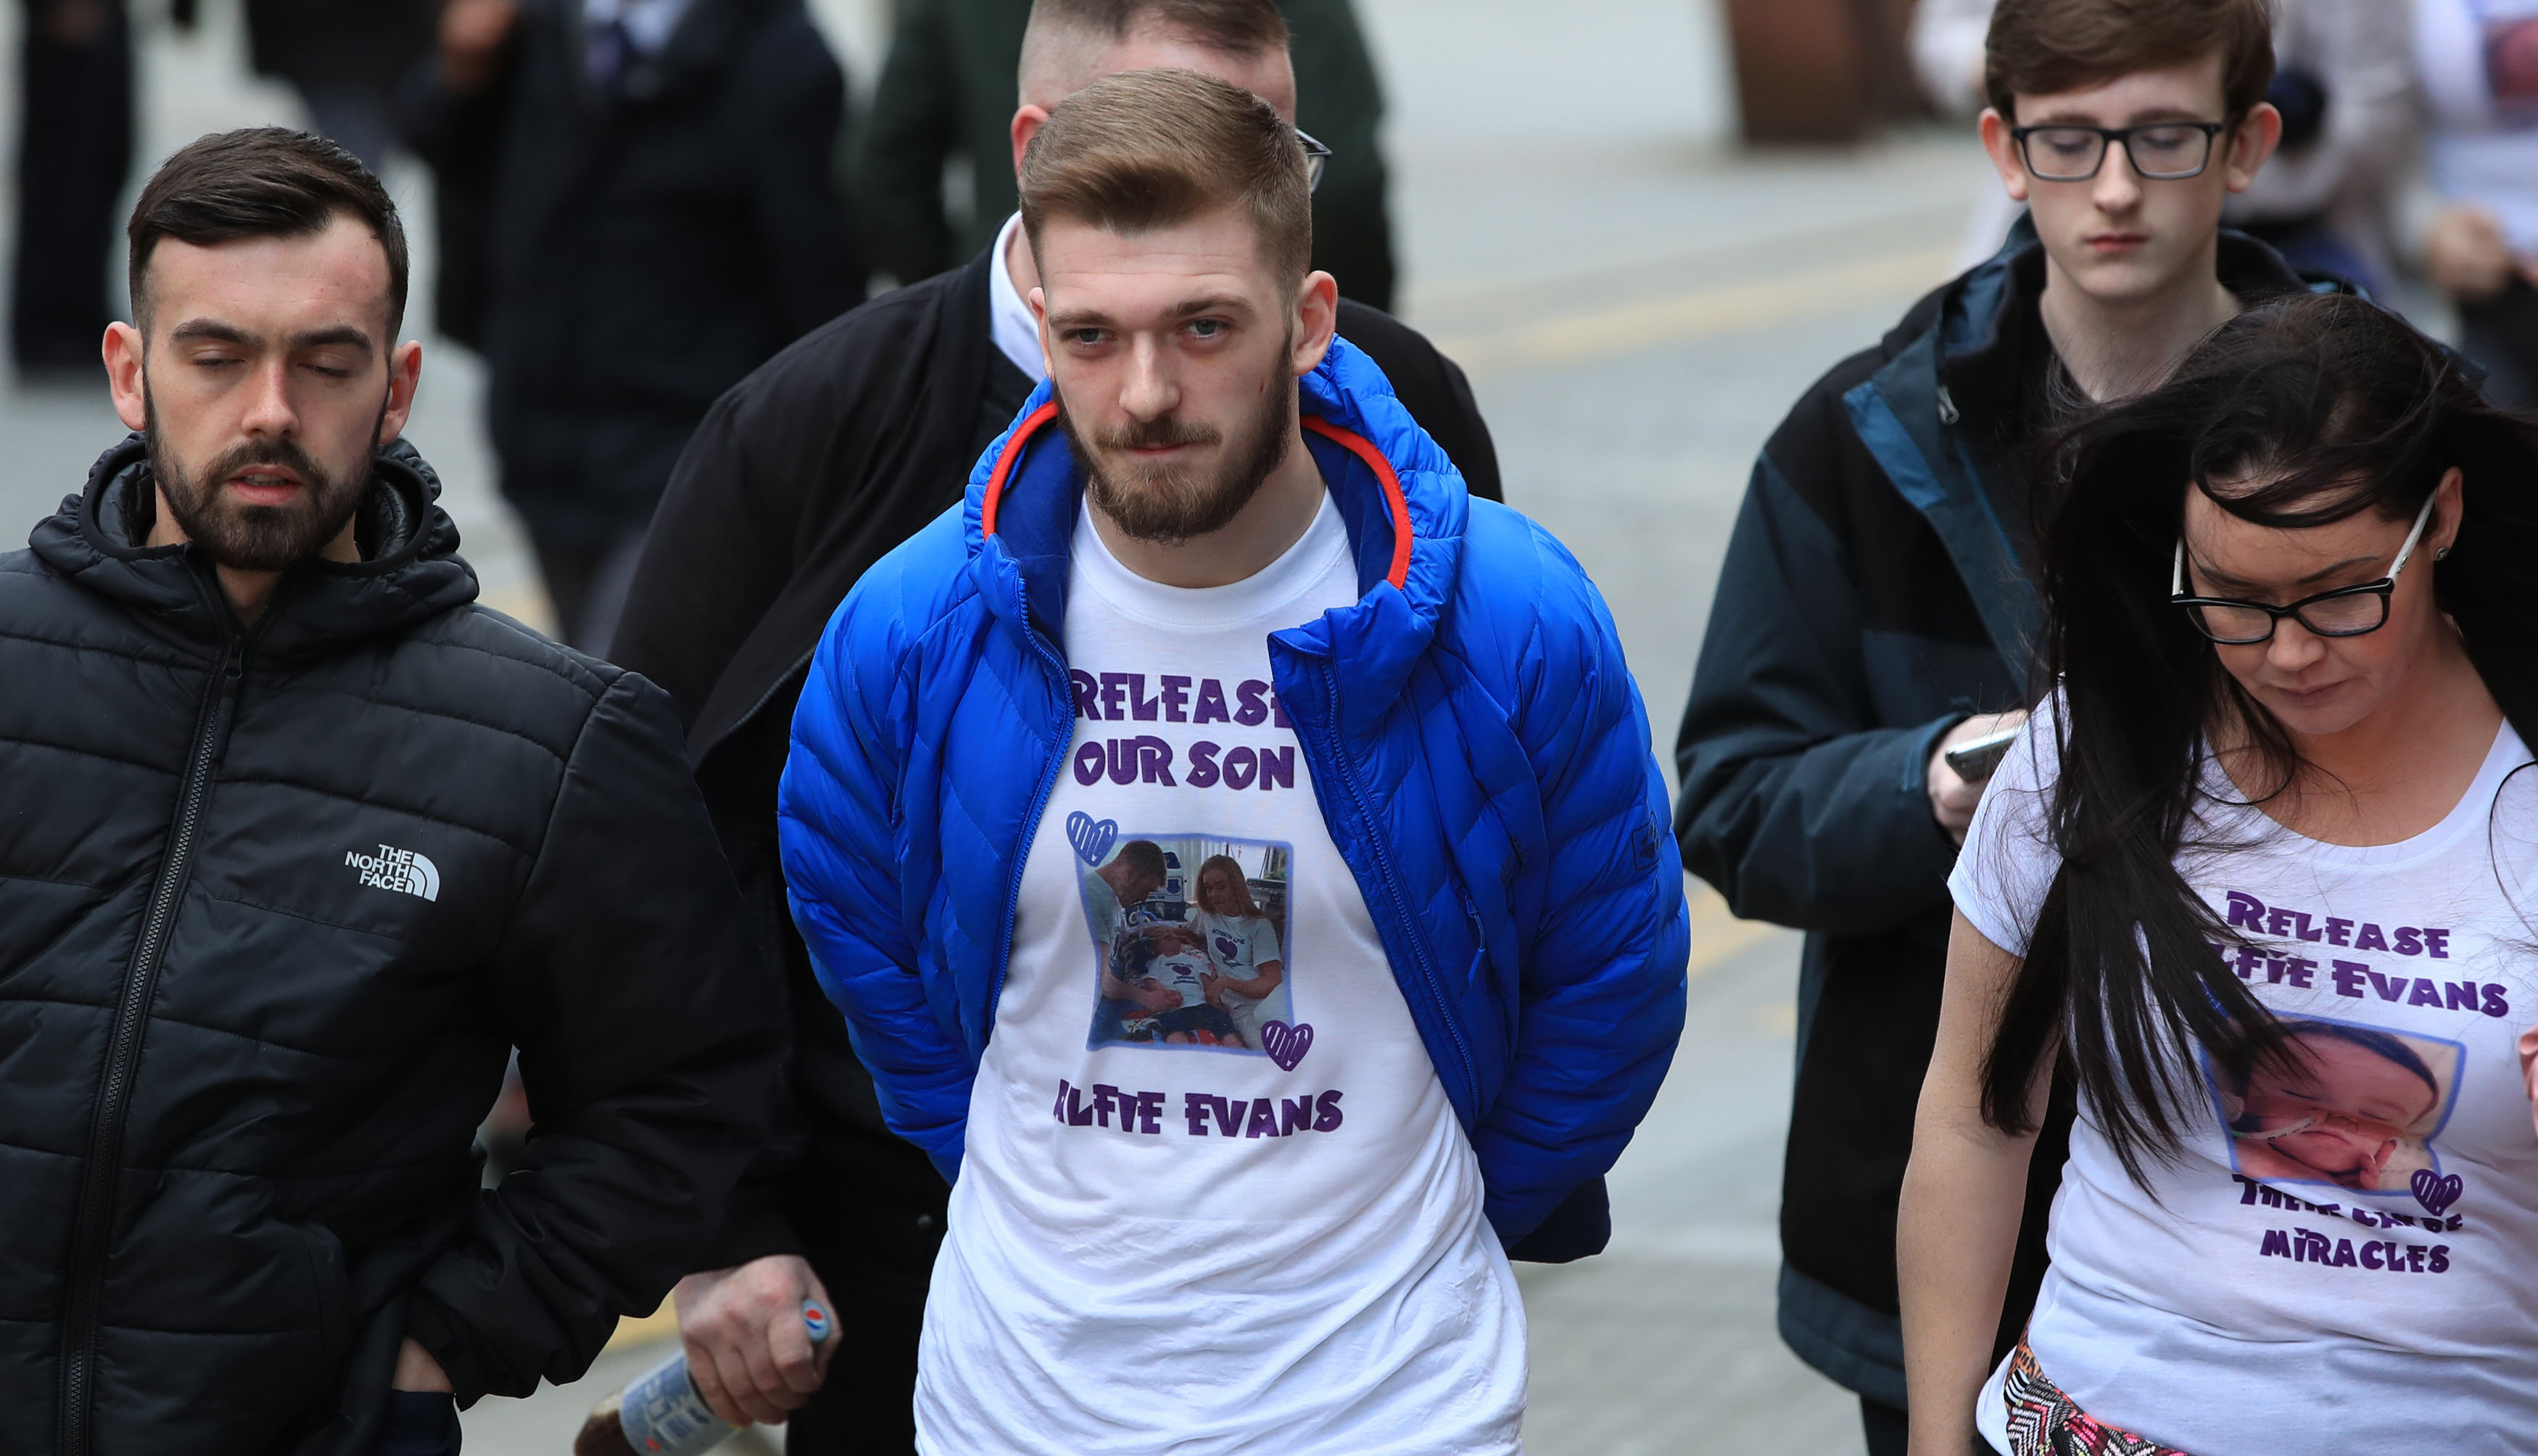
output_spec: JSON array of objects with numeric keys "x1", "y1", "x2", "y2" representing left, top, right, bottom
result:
[{"x1": 1673, "y1": 223, "x2": 2341, "y2": 1405}]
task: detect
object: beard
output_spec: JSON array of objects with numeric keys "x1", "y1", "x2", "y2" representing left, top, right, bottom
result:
[
  {"x1": 1059, "y1": 340, "x2": 1297, "y2": 545},
  {"x1": 145, "y1": 384, "x2": 380, "y2": 573}
]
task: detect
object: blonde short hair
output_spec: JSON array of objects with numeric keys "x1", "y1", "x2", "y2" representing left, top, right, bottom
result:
[{"x1": 1020, "y1": 67, "x2": 1313, "y2": 293}]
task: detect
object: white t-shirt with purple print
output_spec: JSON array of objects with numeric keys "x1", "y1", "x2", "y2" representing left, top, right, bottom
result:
[
  {"x1": 1952, "y1": 703, "x2": 2538, "y2": 1455},
  {"x1": 911, "y1": 492, "x2": 1526, "y2": 1455}
]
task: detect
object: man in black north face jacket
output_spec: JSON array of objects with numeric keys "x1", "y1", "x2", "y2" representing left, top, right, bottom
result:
[{"x1": 0, "y1": 131, "x2": 780, "y2": 1455}]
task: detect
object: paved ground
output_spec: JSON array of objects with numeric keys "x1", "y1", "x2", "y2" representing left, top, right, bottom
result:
[{"x1": 0, "y1": 1, "x2": 2009, "y2": 1450}]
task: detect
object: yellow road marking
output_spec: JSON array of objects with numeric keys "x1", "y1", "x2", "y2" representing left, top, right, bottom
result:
[
  {"x1": 1685, "y1": 879, "x2": 1788, "y2": 980},
  {"x1": 1434, "y1": 246, "x2": 1962, "y2": 379}
]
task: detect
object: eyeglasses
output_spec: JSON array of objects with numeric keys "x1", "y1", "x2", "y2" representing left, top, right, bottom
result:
[
  {"x1": 2170, "y1": 492, "x2": 2440, "y2": 645},
  {"x1": 1296, "y1": 128, "x2": 1331, "y2": 193},
  {"x1": 2011, "y1": 121, "x2": 2228, "y2": 182}
]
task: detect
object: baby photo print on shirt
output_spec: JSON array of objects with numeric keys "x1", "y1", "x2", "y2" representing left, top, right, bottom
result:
[
  {"x1": 1073, "y1": 825, "x2": 1298, "y2": 1060},
  {"x1": 2204, "y1": 1015, "x2": 2465, "y2": 1196}
]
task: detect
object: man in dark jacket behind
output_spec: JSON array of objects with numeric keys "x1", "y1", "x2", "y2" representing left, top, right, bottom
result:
[
  {"x1": 401, "y1": 0, "x2": 864, "y2": 651},
  {"x1": 1672, "y1": 3, "x2": 2317, "y2": 1451},
  {"x1": 605, "y1": 2, "x2": 1500, "y2": 1447},
  {"x1": 246, "y1": 0, "x2": 435, "y2": 167},
  {"x1": 0, "y1": 128, "x2": 780, "y2": 1456},
  {"x1": 11, "y1": 0, "x2": 133, "y2": 373},
  {"x1": 859, "y1": 0, "x2": 1398, "y2": 310}
]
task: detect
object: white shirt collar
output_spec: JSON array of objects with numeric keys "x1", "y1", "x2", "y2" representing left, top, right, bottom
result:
[
  {"x1": 988, "y1": 212, "x2": 1048, "y2": 385},
  {"x1": 585, "y1": 0, "x2": 694, "y2": 56}
]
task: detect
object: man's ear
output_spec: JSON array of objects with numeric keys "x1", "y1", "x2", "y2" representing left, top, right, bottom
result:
[
  {"x1": 2224, "y1": 102, "x2": 2283, "y2": 194},
  {"x1": 1010, "y1": 104, "x2": 1051, "y2": 181},
  {"x1": 1977, "y1": 108, "x2": 2032, "y2": 204},
  {"x1": 1289, "y1": 271, "x2": 1338, "y2": 379},
  {"x1": 105, "y1": 321, "x2": 146, "y2": 432},
  {"x1": 378, "y1": 339, "x2": 423, "y2": 443}
]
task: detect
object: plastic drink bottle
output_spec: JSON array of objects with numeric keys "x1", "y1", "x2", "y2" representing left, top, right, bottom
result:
[{"x1": 575, "y1": 1299, "x2": 833, "y2": 1456}]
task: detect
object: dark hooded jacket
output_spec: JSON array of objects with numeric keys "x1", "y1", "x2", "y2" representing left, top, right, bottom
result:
[
  {"x1": 1673, "y1": 225, "x2": 2346, "y2": 1407},
  {"x1": 0, "y1": 439, "x2": 780, "y2": 1454}
]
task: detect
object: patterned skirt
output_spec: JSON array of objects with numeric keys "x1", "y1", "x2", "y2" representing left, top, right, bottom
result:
[{"x1": 2002, "y1": 1337, "x2": 2190, "y2": 1456}]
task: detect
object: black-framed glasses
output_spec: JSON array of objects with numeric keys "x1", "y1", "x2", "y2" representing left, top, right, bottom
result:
[
  {"x1": 1295, "y1": 128, "x2": 1331, "y2": 193},
  {"x1": 2171, "y1": 492, "x2": 2440, "y2": 645},
  {"x1": 2012, "y1": 121, "x2": 2227, "y2": 181}
]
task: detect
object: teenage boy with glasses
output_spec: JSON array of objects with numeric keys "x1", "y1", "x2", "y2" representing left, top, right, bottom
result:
[{"x1": 1671, "y1": 2, "x2": 2342, "y2": 1451}]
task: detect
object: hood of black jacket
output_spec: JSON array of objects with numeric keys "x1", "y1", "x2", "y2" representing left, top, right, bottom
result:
[{"x1": 28, "y1": 434, "x2": 480, "y2": 663}]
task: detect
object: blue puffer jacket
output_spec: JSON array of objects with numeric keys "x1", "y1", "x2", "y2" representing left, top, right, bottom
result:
[{"x1": 777, "y1": 338, "x2": 1689, "y2": 1253}]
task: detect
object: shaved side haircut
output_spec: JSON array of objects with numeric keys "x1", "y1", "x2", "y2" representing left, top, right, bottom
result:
[
  {"x1": 1025, "y1": 0, "x2": 1286, "y2": 54},
  {"x1": 1020, "y1": 0, "x2": 1287, "y2": 97},
  {"x1": 1020, "y1": 67, "x2": 1313, "y2": 294}
]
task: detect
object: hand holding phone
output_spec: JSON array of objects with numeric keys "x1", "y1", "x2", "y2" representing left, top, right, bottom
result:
[
  {"x1": 1943, "y1": 723, "x2": 2023, "y2": 782},
  {"x1": 1927, "y1": 711, "x2": 2028, "y2": 844}
]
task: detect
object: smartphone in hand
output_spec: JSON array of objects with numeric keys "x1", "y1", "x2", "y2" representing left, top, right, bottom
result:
[{"x1": 1942, "y1": 723, "x2": 2022, "y2": 782}]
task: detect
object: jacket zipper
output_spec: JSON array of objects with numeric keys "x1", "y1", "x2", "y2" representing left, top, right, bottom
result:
[
  {"x1": 1308, "y1": 657, "x2": 1479, "y2": 1105},
  {"x1": 986, "y1": 575, "x2": 1075, "y2": 1033},
  {"x1": 56, "y1": 636, "x2": 239, "y2": 1455}
]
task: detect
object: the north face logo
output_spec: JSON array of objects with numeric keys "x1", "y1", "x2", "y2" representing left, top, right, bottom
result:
[{"x1": 347, "y1": 843, "x2": 439, "y2": 901}]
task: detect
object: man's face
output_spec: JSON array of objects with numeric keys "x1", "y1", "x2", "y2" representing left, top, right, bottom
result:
[
  {"x1": 104, "y1": 213, "x2": 420, "y2": 572},
  {"x1": 1981, "y1": 54, "x2": 2277, "y2": 305},
  {"x1": 1107, "y1": 860, "x2": 1163, "y2": 907},
  {"x1": 1034, "y1": 204, "x2": 1316, "y2": 544}
]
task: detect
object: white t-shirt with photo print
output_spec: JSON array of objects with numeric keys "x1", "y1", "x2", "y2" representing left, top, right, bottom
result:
[
  {"x1": 1141, "y1": 943, "x2": 1212, "y2": 1009},
  {"x1": 912, "y1": 491, "x2": 1526, "y2": 1455},
  {"x1": 1951, "y1": 702, "x2": 2538, "y2": 1456},
  {"x1": 1200, "y1": 910, "x2": 1288, "y2": 1043},
  {"x1": 1199, "y1": 910, "x2": 1284, "y2": 980}
]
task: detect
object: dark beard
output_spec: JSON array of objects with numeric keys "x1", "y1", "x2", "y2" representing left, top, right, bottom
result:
[
  {"x1": 145, "y1": 386, "x2": 379, "y2": 573},
  {"x1": 1060, "y1": 342, "x2": 1297, "y2": 546}
]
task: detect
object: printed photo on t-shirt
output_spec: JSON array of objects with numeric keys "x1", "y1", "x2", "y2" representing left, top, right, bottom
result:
[
  {"x1": 1071, "y1": 824, "x2": 1294, "y2": 1055},
  {"x1": 2203, "y1": 1017, "x2": 2465, "y2": 1195}
]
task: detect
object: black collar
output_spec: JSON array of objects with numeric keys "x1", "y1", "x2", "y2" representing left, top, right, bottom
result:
[{"x1": 30, "y1": 435, "x2": 479, "y2": 660}]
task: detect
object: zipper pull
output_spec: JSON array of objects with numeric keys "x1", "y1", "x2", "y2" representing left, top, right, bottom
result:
[{"x1": 1936, "y1": 384, "x2": 1960, "y2": 426}]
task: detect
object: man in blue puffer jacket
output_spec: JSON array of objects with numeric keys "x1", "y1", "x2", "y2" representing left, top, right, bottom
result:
[{"x1": 778, "y1": 68, "x2": 1687, "y2": 1452}]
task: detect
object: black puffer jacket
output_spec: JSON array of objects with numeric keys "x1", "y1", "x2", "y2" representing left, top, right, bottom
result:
[{"x1": 0, "y1": 438, "x2": 781, "y2": 1455}]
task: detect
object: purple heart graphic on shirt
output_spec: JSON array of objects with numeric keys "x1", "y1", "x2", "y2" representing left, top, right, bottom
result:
[
  {"x1": 1065, "y1": 811, "x2": 1117, "y2": 866},
  {"x1": 1260, "y1": 1019, "x2": 1314, "y2": 1072},
  {"x1": 2411, "y1": 1168, "x2": 2463, "y2": 1217}
]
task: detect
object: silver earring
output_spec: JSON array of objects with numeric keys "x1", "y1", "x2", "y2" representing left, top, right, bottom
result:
[{"x1": 2436, "y1": 546, "x2": 2452, "y2": 561}]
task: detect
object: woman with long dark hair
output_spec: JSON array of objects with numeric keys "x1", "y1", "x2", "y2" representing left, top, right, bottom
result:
[
  {"x1": 1898, "y1": 292, "x2": 2538, "y2": 1456},
  {"x1": 1194, "y1": 854, "x2": 1286, "y2": 1051}
]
